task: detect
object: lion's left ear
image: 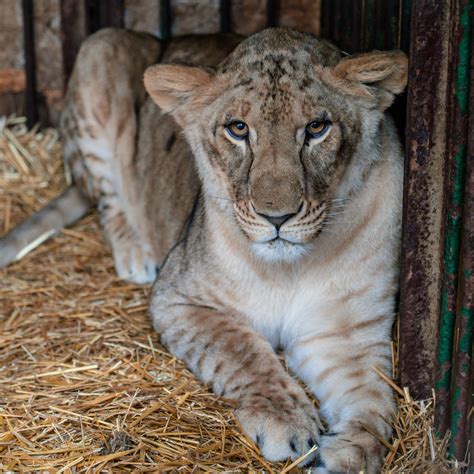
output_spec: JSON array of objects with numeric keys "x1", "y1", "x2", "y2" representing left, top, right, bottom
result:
[
  {"x1": 324, "y1": 51, "x2": 408, "y2": 110},
  {"x1": 144, "y1": 64, "x2": 218, "y2": 125}
]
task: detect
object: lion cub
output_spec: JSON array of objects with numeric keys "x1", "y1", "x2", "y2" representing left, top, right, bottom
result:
[{"x1": 0, "y1": 27, "x2": 407, "y2": 472}]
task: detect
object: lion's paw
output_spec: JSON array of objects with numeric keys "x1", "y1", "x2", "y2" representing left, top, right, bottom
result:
[
  {"x1": 236, "y1": 390, "x2": 321, "y2": 465},
  {"x1": 113, "y1": 239, "x2": 157, "y2": 284},
  {"x1": 311, "y1": 431, "x2": 385, "y2": 473}
]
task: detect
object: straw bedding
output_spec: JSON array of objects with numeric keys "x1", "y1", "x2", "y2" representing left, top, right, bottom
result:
[{"x1": 0, "y1": 117, "x2": 464, "y2": 472}]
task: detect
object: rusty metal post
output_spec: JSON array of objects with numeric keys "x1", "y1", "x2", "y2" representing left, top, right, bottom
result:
[{"x1": 399, "y1": 0, "x2": 452, "y2": 399}]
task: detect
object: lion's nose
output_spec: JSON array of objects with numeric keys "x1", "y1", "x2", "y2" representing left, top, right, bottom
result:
[{"x1": 257, "y1": 212, "x2": 296, "y2": 229}]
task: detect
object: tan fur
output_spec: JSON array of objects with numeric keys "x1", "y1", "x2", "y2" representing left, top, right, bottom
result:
[{"x1": 0, "y1": 27, "x2": 407, "y2": 472}]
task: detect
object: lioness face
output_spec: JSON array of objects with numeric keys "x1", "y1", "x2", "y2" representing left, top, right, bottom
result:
[
  {"x1": 145, "y1": 29, "x2": 407, "y2": 262},
  {"x1": 203, "y1": 78, "x2": 347, "y2": 261}
]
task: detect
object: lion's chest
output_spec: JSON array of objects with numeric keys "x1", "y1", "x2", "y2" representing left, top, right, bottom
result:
[{"x1": 225, "y1": 268, "x2": 335, "y2": 349}]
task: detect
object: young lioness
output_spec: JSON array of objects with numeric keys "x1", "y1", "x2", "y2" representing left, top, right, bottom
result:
[{"x1": 0, "y1": 28, "x2": 407, "y2": 471}]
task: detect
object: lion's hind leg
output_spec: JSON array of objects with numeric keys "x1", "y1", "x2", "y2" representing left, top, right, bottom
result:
[
  {"x1": 99, "y1": 195, "x2": 157, "y2": 284},
  {"x1": 61, "y1": 28, "x2": 162, "y2": 284}
]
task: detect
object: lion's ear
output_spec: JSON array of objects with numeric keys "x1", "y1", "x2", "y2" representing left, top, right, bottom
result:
[
  {"x1": 144, "y1": 64, "x2": 217, "y2": 123},
  {"x1": 325, "y1": 51, "x2": 408, "y2": 110}
]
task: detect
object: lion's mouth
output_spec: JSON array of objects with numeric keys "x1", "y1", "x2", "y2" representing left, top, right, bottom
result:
[
  {"x1": 267, "y1": 236, "x2": 299, "y2": 245},
  {"x1": 251, "y1": 236, "x2": 309, "y2": 261}
]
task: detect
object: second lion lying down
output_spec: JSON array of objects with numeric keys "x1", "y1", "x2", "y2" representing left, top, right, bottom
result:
[{"x1": 0, "y1": 27, "x2": 407, "y2": 472}]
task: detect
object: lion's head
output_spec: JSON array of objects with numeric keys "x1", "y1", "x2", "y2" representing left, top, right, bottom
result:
[{"x1": 145, "y1": 28, "x2": 407, "y2": 262}]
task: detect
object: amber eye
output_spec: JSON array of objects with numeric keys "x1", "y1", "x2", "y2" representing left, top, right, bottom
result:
[
  {"x1": 226, "y1": 121, "x2": 249, "y2": 140},
  {"x1": 305, "y1": 119, "x2": 330, "y2": 139}
]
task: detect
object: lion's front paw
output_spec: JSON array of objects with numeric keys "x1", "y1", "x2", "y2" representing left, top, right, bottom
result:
[
  {"x1": 236, "y1": 389, "x2": 321, "y2": 465},
  {"x1": 113, "y1": 239, "x2": 157, "y2": 285},
  {"x1": 312, "y1": 431, "x2": 385, "y2": 474}
]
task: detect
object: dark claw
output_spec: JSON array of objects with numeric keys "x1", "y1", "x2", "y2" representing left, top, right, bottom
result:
[
  {"x1": 325, "y1": 431, "x2": 338, "y2": 437},
  {"x1": 312, "y1": 451, "x2": 326, "y2": 468},
  {"x1": 307, "y1": 437, "x2": 318, "y2": 448},
  {"x1": 289, "y1": 438, "x2": 297, "y2": 453},
  {"x1": 256, "y1": 434, "x2": 263, "y2": 448}
]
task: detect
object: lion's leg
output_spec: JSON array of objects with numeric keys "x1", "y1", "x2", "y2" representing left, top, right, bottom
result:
[
  {"x1": 287, "y1": 319, "x2": 395, "y2": 473},
  {"x1": 151, "y1": 301, "x2": 322, "y2": 465},
  {"x1": 60, "y1": 29, "x2": 161, "y2": 284},
  {"x1": 98, "y1": 195, "x2": 157, "y2": 284}
]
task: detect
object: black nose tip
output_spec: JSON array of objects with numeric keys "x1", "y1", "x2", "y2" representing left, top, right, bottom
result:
[{"x1": 258, "y1": 212, "x2": 296, "y2": 229}]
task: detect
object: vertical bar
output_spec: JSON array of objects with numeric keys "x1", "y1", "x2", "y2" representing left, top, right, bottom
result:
[
  {"x1": 266, "y1": 0, "x2": 280, "y2": 28},
  {"x1": 435, "y1": 0, "x2": 472, "y2": 437},
  {"x1": 85, "y1": 0, "x2": 101, "y2": 34},
  {"x1": 399, "y1": 0, "x2": 412, "y2": 52},
  {"x1": 22, "y1": 0, "x2": 38, "y2": 127},
  {"x1": 449, "y1": 151, "x2": 473, "y2": 462},
  {"x1": 331, "y1": 0, "x2": 342, "y2": 47},
  {"x1": 85, "y1": 0, "x2": 123, "y2": 34},
  {"x1": 339, "y1": 1, "x2": 363, "y2": 53},
  {"x1": 220, "y1": 0, "x2": 232, "y2": 33},
  {"x1": 160, "y1": 0, "x2": 171, "y2": 40},
  {"x1": 362, "y1": 0, "x2": 375, "y2": 50},
  {"x1": 399, "y1": 0, "x2": 451, "y2": 400},
  {"x1": 320, "y1": 0, "x2": 334, "y2": 40},
  {"x1": 351, "y1": 1, "x2": 363, "y2": 52},
  {"x1": 60, "y1": 0, "x2": 87, "y2": 85},
  {"x1": 447, "y1": 2, "x2": 473, "y2": 461},
  {"x1": 100, "y1": 0, "x2": 124, "y2": 28}
]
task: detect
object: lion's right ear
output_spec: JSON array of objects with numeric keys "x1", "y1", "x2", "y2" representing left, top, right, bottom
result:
[
  {"x1": 144, "y1": 64, "x2": 216, "y2": 121},
  {"x1": 322, "y1": 51, "x2": 408, "y2": 110}
]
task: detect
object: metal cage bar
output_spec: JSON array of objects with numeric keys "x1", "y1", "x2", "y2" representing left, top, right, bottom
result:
[
  {"x1": 266, "y1": 0, "x2": 280, "y2": 28},
  {"x1": 85, "y1": 0, "x2": 124, "y2": 35},
  {"x1": 21, "y1": 0, "x2": 37, "y2": 127},
  {"x1": 160, "y1": 0, "x2": 172, "y2": 40},
  {"x1": 60, "y1": 0, "x2": 87, "y2": 85},
  {"x1": 220, "y1": 0, "x2": 232, "y2": 33}
]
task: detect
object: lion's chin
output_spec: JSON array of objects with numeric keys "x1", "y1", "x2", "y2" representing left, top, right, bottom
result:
[{"x1": 251, "y1": 238, "x2": 309, "y2": 263}]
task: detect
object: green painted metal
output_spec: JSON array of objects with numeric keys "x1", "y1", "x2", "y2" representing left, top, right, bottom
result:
[
  {"x1": 435, "y1": 1, "x2": 472, "y2": 446},
  {"x1": 455, "y1": 5, "x2": 473, "y2": 113},
  {"x1": 435, "y1": 145, "x2": 466, "y2": 393},
  {"x1": 448, "y1": 1, "x2": 474, "y2": 462}
]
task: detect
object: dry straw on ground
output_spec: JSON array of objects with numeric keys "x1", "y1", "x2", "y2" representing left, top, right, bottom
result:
[{"x1": 0, "y1": 117, "x2": 465, "y2": 472}]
